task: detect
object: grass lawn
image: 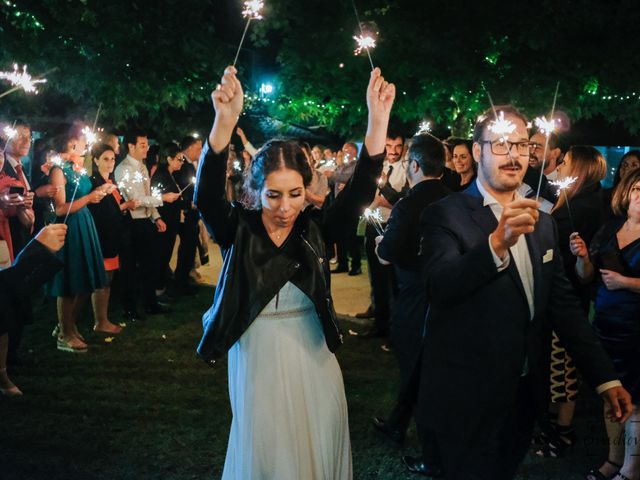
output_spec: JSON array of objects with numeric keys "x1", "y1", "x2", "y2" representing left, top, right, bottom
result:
[{"x1": 1, "y1": 283, "x2": 610, "y2": 479}]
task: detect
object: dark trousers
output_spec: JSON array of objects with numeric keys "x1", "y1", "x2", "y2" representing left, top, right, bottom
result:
[
  {"x1": 175, "y1": 212, "x2": 198, "y2": 286},
  {"x1": 156, "y1": 222, "x2": 179, "y2": 291},
  {"x1": 433, "y1": 376, "x2": 537, "y2": 480},
  {"x1": 119, "y1": 218, "x2": 158, "y2": 310},
  {"x1": 387, "y1": 351, "x2": 422, "y2": 434},
  {"x1": 364, "y1": 223, "x2": 396, "y2": 332},
  {"x1": 336, "y1": 217, "x2": 362, "y2": 270}
]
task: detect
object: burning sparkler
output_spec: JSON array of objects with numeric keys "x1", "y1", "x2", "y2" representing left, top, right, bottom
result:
[
  {"x1": 233, "y1": 1, "x2": 265, "y2": 67},
  {"x1": 82, "y1": 126, "x2": 98, "y2": 151},
  {"x1": 363, "y1": 207, "x2": 384, "y2": 236},
  {"x1": 550, "y1": 175, "x2": 577, "y2": 231},
  {"x1": 2, "y1": 124, "x2": 18, "y2": 154},
  {"x1": 0, "y1": 64, "x2": 47, "y2": 98},
  {"x1": 178, "y1": 176, "x2": 197, "y2": 195},
  {"x1": 535, "y1": 82, "x2": 561, "y2": 201},
  {"x1": 233, "y1": 160, "x2": 242, "y2": 172},
  {"x1": 416, "y1": 121, "x2": 432, "y2": 135},
  {"x1": 62, "y1": 168, "x2": 88, "y2": 225},
  {"x1": 351, "y1": 0, "x2": 376, "y2": 70},
  {"x1": 534, "y1": 116, "x2": 556, "y2": 135},
  {"x1": 488, "y1": 111, "x2": 516, "y2": 137}
]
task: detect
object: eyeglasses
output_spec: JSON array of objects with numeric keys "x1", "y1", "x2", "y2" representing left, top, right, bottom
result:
[{"x1": 479, "y1": 139, "x2": 531, "y2": 156}]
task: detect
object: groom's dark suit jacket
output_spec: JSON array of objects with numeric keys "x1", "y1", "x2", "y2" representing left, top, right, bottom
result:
[{"x1": 417, "y1": 181, "x2": 617, "y2": 449}]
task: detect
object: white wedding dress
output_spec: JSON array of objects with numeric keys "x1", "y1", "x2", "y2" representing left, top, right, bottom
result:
[{"x1": 222, "y1": 281, "x2": 352, "y2": 480}]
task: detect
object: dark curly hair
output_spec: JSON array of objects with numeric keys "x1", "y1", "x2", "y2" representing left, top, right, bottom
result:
[{"x1": 242, "y1": 139, "x2": 313, "y2": 209}]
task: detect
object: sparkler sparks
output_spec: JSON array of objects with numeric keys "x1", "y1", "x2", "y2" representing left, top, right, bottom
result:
[
  {"x1": 242, "y1": 0, "x2": 264, "y2": 19},
  {"x1": 488, "y1": 111, "x2": 516, "y2": 137},
  {"x1": 534, "y1": 116, "x2": 556, "y2": 135},
  {"x1": 549, "y1": 176, "x2": 577, "y2": 195},
  {"x1": 2, "y1": 123, "x2": 18, "y2": 154},
  {"x1": 353, "y1": 35, "x2": 376, "y2": 56},
  {"x1": 82, "y1": 126, "x2": 98, "y2": 150},
  {"x1": 233, "y1": 0, "x2": 265, "y2": 66},
  {"x1": 178, "y1": 176, "x2": 197, "y2": 195},
  {"x1": 416, "y1": 121, "x2": 432, "y2": 135},
  {"x1": 0, "y1": 64, "x2": 47, "y2": 94},
  {"x1": 363, "y1": 207, "x2": 384, "y2": 235},
  {"x1": 233, "y1": 160, "x2": 242, "y2": 172}
]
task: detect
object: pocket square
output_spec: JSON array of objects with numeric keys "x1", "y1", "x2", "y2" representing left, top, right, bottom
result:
[{"x1": 542, "y1": 249, "x2": 554, "y2": 263}]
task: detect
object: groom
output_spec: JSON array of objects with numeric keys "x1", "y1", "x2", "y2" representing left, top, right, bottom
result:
[{"x1": 417, "y1": 105, "x2": 632, "y2": 480}]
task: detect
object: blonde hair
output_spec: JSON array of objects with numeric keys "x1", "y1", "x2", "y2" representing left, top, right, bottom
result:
[
  {"x1": 611, "y1": 167, "x2": 640, "y2": 217},
  {"x1": 552, "y1": 145, "x2": 607, "y2": 212}
]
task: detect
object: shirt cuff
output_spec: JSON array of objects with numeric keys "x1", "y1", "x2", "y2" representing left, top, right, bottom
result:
[
  {"x1": 488, "y1": 235, "x2": 509, "y2": 271},
  {"x1": 595, "y1": 380, "x2": 622, "y2": 395}
]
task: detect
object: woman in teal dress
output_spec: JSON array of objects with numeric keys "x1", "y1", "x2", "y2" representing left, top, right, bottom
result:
[{"x1": 48, "y1": 126, "x2": 111, "y2": 353}]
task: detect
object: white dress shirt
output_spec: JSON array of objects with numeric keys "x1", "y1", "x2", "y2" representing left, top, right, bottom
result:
[
  {"x1": 114, "y1": 155, "x2": 162, "y2": 221},
  {"x1": 370, "y1": 159, "x2": 407, "y2": 222}
]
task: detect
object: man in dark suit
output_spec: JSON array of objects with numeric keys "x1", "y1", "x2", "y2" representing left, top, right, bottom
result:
[
  {"x1": 371, "y1": 134, "x2": 450, "y2": 476},
  {"x1": 417, "y1": 105, "x2": 632, "y2": 480},
  {"x1": 173, "y1": 136, "x2": 202, "y2": 295}
]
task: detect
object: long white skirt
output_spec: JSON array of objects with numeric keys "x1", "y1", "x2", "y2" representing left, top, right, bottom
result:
[{"x1": 222, "y1": 281, "x2": 352, "y2": 480}]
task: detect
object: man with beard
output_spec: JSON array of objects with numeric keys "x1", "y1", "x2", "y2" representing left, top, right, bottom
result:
[
  {"x1": 417, "y1": 105, "x2": 632, "y2": 480},
  {"x1": 371, "y1": 134, "x2": 450, "y2": 477},
  {"x1": 529, "y1": 131, "x2": 562, "y2": 181}
]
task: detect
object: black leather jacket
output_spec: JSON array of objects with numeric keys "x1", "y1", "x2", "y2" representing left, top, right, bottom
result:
[{"x1": 194, "y1": 141, "x2": 384, "y2": 364}]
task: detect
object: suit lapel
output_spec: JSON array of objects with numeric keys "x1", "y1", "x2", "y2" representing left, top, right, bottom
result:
[
  {"x1": 463, "y1": 183, "x2": 529, "y2": 307},
  {"x1": 526, "y1": 223, "x2": 544, "y2": 316}
]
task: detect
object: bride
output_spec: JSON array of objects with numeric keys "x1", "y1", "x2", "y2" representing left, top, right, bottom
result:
[{"x1": 195, "y1": 65, "x2": 395, "y2": 479}]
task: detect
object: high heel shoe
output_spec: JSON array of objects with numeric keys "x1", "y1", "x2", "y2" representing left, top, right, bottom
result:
[
  {"x1": 585, "y1": 459, "x2": 622, "y2": 480},
  {"x1": 535, "y1": 425, "x2": 577, "y2": 458},
  {"x1": 0, "y1": 368, "x2": 23, "y2": 397}
]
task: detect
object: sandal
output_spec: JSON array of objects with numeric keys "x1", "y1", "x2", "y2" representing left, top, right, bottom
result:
[
  {"x1": 535, "y1": 425, "x2": 577, "y2": 458},
  {"x1": 585, "y1": 460, "x2": 622, "y2": 480},
  {"x1": 56, "y1": 337, "x2": 88, "y2": 353}
]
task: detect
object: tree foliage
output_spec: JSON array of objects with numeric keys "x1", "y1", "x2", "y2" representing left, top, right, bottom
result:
[{"x1": 1, "y1": 0, "x2": 640, "y2": 140}]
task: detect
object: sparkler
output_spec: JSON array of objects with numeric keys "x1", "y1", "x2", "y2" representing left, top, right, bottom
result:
[
  {"x1": 416, "y1": 121, "x2": 432, "y2": 135},
  {"x1": 2, "y1": 123, "x2": 18, "y2": 154},
  {"x1": 550, "y1": 176, "x2": 577, "y2": 232},
  {"x1": 535, "y1": 82, "x2": 561, "y2": 201},
  {"x1": 82, "y1": 126, "x2": 98, "y2": 151},
  {"x1": 151, "y1": 185, "x2": 163, "y2": 201},
  {"x1": 363, "y1": 207, "x2": 384, "y2": 235},
  {"x1": 62, "y1": 168, "x2": 88, "y2": 225},
  {"x1": 232, "y1": 0, "x2": 265, "y2": 67},
  {"x1": 178, "y1": 176, "x2": 197, "y2": 195},
  {"x1": 233, "y1": 160, "x2": 242, "y2": 172},
  {"x1": 351, "y1": 0, "x2": 376, "y2": 70},
  {"x1": 0, "y1": 64, "x2": 47, "y2": 98},
  {"x1": 482, "y1": 86, "x2": 519, "y2": 167}
]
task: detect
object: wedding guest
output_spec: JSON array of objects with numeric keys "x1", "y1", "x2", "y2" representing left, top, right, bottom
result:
[
  {"x1": 449, "y1": 137, "x2": 476, "y2": 188},
  {"x1": 571, "y1": 168, "x2": 640, "y2": 480},
  {"x1": 603, "y1": 150, "x2": 640, "y2": 219},
  {"x1": 535, "y1": 146, "x2": 607, "y2": 457},
  {"x1": 195, "y1": 65, "x2": 393, "y2": 480},
  {"x1": 150, "y1": 142, "x2": 184, "y2": 297},
  {"x1": 0, "y1": 224, "x2": 66, "y2": 396},
  {"x1": 48, "y1": 125, "x2": 111, "y2": 352},
  {"x1": 88, "y1": 143, "x2": 139, "y2": 334}
]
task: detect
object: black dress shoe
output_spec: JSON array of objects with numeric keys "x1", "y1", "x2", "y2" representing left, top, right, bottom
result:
[
  {"x1": 330, "y1": 267, "x2": 349, "y2": 274},
  {"x1": 348, "y1": 267, "x2": 362, "y2": 276},
  {"x1": 357, "y1": 326, "x2": 389, "y2": 338},
  {"x1": 401, "y1": 456, "x2": 444, "y2": 478},
  {"x1": 372, "y1": 416, "x2": 405, "y2": 445},
  {"x1": 123, "y1": 309, "x2": 144, "y2": 322},
  {"x1": 145, "y1": 304, "x2": 170, "y2": 315},
  {"x1": 355, "y1": 306, "x2": 375, "y2": 319}
]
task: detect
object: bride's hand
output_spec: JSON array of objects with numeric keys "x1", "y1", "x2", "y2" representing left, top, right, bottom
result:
[{"x1": 210, "y1": 66, "x2": 244, "y2": 153}]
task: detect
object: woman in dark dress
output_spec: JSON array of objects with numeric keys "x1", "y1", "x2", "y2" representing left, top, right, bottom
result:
[
  {"x1": 602, "y1": 150, "x2": 640, "y2": 220},
  {"x1": 196, "y1": 66, "x2": 393, "y2": 479},
  {"x1": 88, "y1": 143, "x2": 138, "y2": 334},
  {"x1": 150, "y1": 142, "x2": 184, "y2": 295},
  {"x1": 572, "y1": 168, "x2": 640, "y2": 480},
  {"x1": 537, "y1": 145, "x2": 607, "y2": 457}
]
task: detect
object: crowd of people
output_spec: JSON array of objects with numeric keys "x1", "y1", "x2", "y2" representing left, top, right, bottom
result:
[{"x1": 1, "y1": 63, "x2": 639, "y2": 480}]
